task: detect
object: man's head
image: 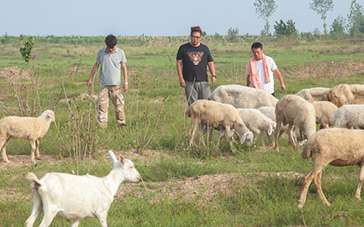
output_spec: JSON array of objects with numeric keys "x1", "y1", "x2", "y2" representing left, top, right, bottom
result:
[
  {"x1": 105, "y1": 34, "x2": 117, "y2": 50},
  {"x1": 190, "y1": 26, "x2": 202, "y2": 47},
  {"x1": 251, "y1": 42, "x2": 264, "y2": 60}
]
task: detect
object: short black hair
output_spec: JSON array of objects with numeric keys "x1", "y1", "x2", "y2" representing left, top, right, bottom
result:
[
  {"x1": 105, "y1": 34, "x2": 117, "y2": 48},
  {"x1": 190, "y1": 26, "x2": 203, "y2": 36},
  {"x1": 251, "y1": 42, "x2": 263, "y2": 49}
]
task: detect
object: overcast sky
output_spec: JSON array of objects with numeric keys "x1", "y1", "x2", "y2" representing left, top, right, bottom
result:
[{"x1": 1, "y1": 0, "x2": 363, "y2": 36}]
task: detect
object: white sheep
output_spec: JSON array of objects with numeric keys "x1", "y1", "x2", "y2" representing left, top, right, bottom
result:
[
  {"x1": 210, "y1": 84, "x2": 278, "y2": 108},
  {"x1": 257, "y1": 106, "x2": 276, "y2": 121},
  {"x1": 237, "y1": 108, "x2": 276, "y2": 145},
  {"x1": 327, "y1": 84, "x2": 364, "y2": 107},
  {"x1": 274, "y1": 95, "x2": 316, "y2": 151},
  {"x1": 186, "y1": 100, "x2": 254, "y2": 147},
  {"x1": 0, "y1": 110, "x2": 55, "y2": 163},
  {"x1": 312, "y1": 101, "x2": 338, "y2": 128},
  {"x1": 295, "y1": 87, "x2": 330, "y2": 102},
  {"x1": 299, "y1": 128, "x2": 364, "y2": 208},
  {"x1": 332, "y1": 104, "x2": 364, "y2": 129},
  {"x1": 25, "y1": 150, "x2": 141, "y2": 227}
]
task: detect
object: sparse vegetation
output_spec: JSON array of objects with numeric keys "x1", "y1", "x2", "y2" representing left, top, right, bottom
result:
[{"x1": 1, "y1": 35, "x2": 364, "y2": 226}]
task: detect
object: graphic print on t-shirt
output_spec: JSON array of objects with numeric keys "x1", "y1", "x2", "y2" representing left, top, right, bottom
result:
[{"x1": 187, "y1": 51, "x2": 204, "y2": 65}]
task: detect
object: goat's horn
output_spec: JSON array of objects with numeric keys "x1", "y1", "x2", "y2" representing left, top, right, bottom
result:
[{"x1": 107, "y1": 150, "x2": 118, "y2": 163}]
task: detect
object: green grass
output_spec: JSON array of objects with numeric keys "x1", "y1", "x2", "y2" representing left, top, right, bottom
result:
[{"x1": 1, "y1": 36, "x2": 364, "y2": 226}]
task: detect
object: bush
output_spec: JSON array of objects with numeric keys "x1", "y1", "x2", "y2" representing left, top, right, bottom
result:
[
  {"x1": 19, "y1": 36, "x2": 34, "y2": 63},
  {"x1": 274, "y1": 19, "x2": 298, "y2": 37}
]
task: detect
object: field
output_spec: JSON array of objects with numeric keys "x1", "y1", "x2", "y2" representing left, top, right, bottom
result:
[{"x1": 1, "y1": 36, "x2": 364, "y2": 226}]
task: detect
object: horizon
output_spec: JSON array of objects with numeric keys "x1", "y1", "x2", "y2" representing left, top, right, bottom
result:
[{"x1": 1, "y1": 0, "x2": 363, "y2": 36}]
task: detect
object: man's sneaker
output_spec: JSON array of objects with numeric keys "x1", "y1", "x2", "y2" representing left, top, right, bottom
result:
[{"x1": 117, "y1": 122, "x2": 127, "y2": 128}]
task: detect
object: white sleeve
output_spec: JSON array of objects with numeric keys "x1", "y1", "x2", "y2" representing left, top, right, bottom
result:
[{"x1": 269, "y1": 57, "x2": 278, "y2": 71}]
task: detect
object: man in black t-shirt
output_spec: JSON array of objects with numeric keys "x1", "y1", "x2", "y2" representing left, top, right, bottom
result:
[{"x1": 176, "y1": 26, "x2": 217, "y2": 105}]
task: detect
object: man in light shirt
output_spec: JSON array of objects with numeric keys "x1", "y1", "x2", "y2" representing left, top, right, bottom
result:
[
  {"x1": 88, "y1": 34, "x2": 128, "y2": 128},
  {"x1": 246, "y1": 42, "x2": 286, "y2": 96}
]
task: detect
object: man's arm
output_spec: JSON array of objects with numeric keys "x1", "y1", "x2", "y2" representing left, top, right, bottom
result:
[
  {"x1": 273, "y1": 68, "x2": 286, "y2": 91},
  {"x1": 176, "y1": 60, "x2": 185, "y2": 88},
  {"x1": 87, "y1": 63, "x2": 98, "y2": 95},
  {"x1": 121, "y1": 63, "x2": 128, "y2": 92},
  {"x1": 208, "y1": 61, "x2": 217, "y2": 83}
]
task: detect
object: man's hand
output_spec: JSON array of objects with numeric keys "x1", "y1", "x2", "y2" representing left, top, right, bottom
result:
[
  {"x1": 211, "y1": 75, "x2": 217, "y2": 84},
  {"x1": 179, "y1": 79, "x2": 186, "y2": 88},
  {"x1": 280, "y1": 83, "x2": 286, "y2": 92},
  {"x1": 87, "y1": 79, "x2": 93, "y2": 95},
  {"x1": 124, "y1": 82, "x2": 129, "y2": 93}
]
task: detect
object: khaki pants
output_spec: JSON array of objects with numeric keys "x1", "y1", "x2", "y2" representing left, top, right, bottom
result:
[{"x1": 97, "y1": 85, "x2": 125, "y2": 126}]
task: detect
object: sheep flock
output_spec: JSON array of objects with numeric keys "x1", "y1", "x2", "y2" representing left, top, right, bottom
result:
[{"x1": 2, "y1": 82, "x2": 364, "y2": 226}]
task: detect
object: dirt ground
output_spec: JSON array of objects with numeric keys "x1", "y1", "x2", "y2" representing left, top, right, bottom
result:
[{"x1": 282, "y1": 60, "x2": 364, "y2": 79}]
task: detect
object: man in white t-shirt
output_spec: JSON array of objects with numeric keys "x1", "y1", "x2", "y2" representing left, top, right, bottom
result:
[{"x1": 246, "y1": 42, "x2": 286, "y2": 96}]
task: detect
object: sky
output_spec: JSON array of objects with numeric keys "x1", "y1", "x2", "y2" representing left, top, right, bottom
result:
[{"x1": 1, "y1": 0, "x2": 363, "y2": 36}]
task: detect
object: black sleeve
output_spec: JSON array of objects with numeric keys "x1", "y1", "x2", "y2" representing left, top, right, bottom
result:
[
  {"x1": 176, "y1": 45, "x2": 184, "y2": 60},
  {"x1": 206, "y1": 47, "x2": 214, "y2": 62}
]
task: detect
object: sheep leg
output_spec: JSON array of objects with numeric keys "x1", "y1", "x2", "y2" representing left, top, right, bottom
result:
[
  {"x1": 273, "y1": 122, "x2": 282, "y2": 151},
  {"x1": 225, "y1": 125, "x2": 237, "y2": 153},
  {"x1": 298, "y1": 171, "x2": 315, "y2": 209},
  {"x1": 189, "y1": 122, "x2": 199, "y2": 146},
  {"x1": 71, "y1": 219, "x2": 80, "y2": 227},
  {"x1": 25, "y1": 189, "x2": 42, "y2": 227},
  {"x1": 207, "y1": 126, "x2": 213, "y2": 143},
  {"x1": 35, "y1": 139, "x2": 41, "y2": 160},
  {"x1": 0, "y1": 136, "x2": 9, "y2": 163},
  {"x1": 288, "y1": 125, "x2": 298, "y2": 149},
  {"x1": 314, "y1": 171, "x2": 331, "y2": 206},
  {"x1": 30, "y1": 140, "x2": 37, "y2": 164},
  {"x1": 355, "y1": 164, "x2": 364, "y2": 201}
]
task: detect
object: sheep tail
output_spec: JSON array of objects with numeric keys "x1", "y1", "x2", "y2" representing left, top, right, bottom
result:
[
  {"x1": 26, "y1": 172, "x2": 42, "y2": 187},
  {"x1": 302, "y1": 139, "x2": 314, "y2": 159}
]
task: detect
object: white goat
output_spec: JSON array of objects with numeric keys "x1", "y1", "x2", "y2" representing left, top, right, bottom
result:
[{"x1": 25, "y1": 150, "x2": 141, "y2": 227}]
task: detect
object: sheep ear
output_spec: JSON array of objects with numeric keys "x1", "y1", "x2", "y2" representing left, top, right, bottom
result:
[{"x1": 107, "y1": 150, "x2": 118, "y2": 164}]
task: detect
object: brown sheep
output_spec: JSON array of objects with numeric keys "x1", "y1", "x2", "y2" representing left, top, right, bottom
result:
[
  {"x1": 328, "y1": 84, "x2": 364, "y2": 107},
  {"x1": 299, "y1": 128, "x2": 364, "y2": 208}
]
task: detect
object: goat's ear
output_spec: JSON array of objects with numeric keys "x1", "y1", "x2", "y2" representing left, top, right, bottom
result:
[
  {"x1": 119, "y1": 155, "x2": 125, "y2": 164},
  {"x1": 107, "y1": 150, "x2": 118, "y2": 164}
]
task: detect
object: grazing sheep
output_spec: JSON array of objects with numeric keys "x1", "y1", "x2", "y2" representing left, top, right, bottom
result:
[
  {"x1": 210, "y1": 84, "x2": 278, "y2": 108},
  {"x1": 0, "y1": 110, "x2": 55, "y2": 163},
  {"x1": 328, "y1": 84, "x2": 364, "y2": 107},
  {"x1": 296, "y1": 87, "x2": 330, "y2": 102},
  {"x1": 274, "y1": 95, "x2": 316, "y2": 151},
  {"x1": 25, "y1": 150, "x2": 141, "y2": 227},
  {"x1": 299, "y1": 128, "x2": 364, "y2": 208},
  {"x1": 237, "y1": 108, "x2": 276, "y2": 144},
  {"x1": 187, "y1": 100, "x2": 254, "y2": 147},
  {"x1": 332, "y1": 104, "x2": 364, "y2": 129},
  {"x1": 312, "y1": 101, "x2": 338, "y2": 128},
  {"x1": 257, "y1": 106, "x2": 276, "y2": 122}
]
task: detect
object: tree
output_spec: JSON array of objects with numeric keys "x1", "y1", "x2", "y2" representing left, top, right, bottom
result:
[
  {"x1": 253, "y1": 0, "x2": 277, "y2": 35},
  {"x1": 310, "y1": 0, "x2": 334, "y2": 34},
  {"x1": 347, "y1": 0, "x2": 364, "y2": 36},
  {"x1": 226, "y1": 27, "x2": 240, "y2": 42},
  {"x1": 330, "y1": 16, "x2": 346, "y2": 36},
  {"x1": 274, "y1": 19, "x2": 298, "y2": 37}
]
